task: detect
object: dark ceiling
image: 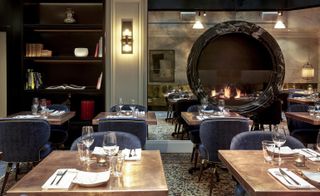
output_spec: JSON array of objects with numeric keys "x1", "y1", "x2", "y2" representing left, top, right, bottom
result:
[{"x1": 148, "y1": 0, "x2": 320, "y2": 11}]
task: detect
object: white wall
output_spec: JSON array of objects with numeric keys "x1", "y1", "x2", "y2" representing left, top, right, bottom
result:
[{"x1": 0, "y1": 32, "x2": 6, "y2": 117}]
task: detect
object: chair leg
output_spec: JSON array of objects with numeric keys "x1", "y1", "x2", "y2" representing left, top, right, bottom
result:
[
  {"x1": 193, "y1": 147, "x2": 199, "y2": 169},
  {"x1": 198, "y1": 159, "x2": 205, "y2": 182},
  {"x1": 1, "y1": 162, "x2": 13, "y2": 196},
  {"x1": 209, "y1": 165, "x2": 219, "y2": 196},
  {"x1": 191, "y1": 145, "x2": 195, "y2": 162},
  {"x1": 15, "y1": 163, "x2": 20, "y2": 181}
]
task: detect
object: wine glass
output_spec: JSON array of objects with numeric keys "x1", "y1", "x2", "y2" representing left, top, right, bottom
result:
[
  {"x1": 130, "y1": 99, "x2": 136, "y2": 113},
  {"x1": 118, "y1": 97, "x2": 124, "y2": 113},
  {"x1": 103, "y1": 132, "x2": 119, "y2": 156},
  {"x1": 218, "y1": 99, "x2": 225, "y2": 113},
  {"x1": 272, "y1": 125, "x2": 287, "y2": 167},
  {"x1": 31, "y1": 97, "x2": 39, "y2": 115},
  {"x1": 40, "y1": 99, "x2": 47, "y2": 116},
  {"x1": 82, "y1": 126, "x2": 95, "y2": 164}
]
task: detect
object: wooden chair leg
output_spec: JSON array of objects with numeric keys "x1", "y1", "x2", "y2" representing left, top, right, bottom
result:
[
  {"x1": 15, "y1": 162, "x2": 20, "y2": 181},
  {"x1": 198, "y1": 160, "x2": 205, "y2": 182},
  {"x1": 1, "y1": 163, "x2": 13, "y2": 196},
  {"x1": 193, "y1": 148, "x2": 199, "y2": 169}
]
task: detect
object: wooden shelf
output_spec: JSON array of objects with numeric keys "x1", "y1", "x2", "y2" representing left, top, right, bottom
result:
[
  {"x1": 24, "y1": 24, "x2": 103, "y2": 32},
  {"x1": 24, "y1": 56, "x2": 103, "y2": 63}
]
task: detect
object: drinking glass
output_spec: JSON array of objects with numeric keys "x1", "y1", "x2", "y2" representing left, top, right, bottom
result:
[
  {"x1": 82, "y1": 126, "x2": 95, "y2": 164},
  {"x1": 118, "y1": 97, "x2": 124, "y2": 113},
  {"x1": 272, "y1": 125, "x2": 287, "y2": 167},
  {"x1": 308, "y1": 106, "x2": 315, "y2": 116},
  {"x1": 40, "y1": 99, "x2": 47, "y2": 117},
  {"x1": 317, "y1": 131, "x2": 320, "y2": 153},
  {"x1": 262, "y1": 140, "x2": 274, "y2": 163},
  {"x1": 315, "y1": 101, "x2": 320, "y2": 118},
  {"x1": 31, "y1": 97, "x2": 39, "y2": 115},
  {"x1": 130, "y1": 99, "x2": 136, "y2": 113},
  {"x1": 218, "y1": 99, "x2": 225, "y2": 112},
  {"x1": 201, "y1": 97, "x2": 208, "y2": 111},
  {"x1": 103, "y1": 132, "x2": 119, "y2": 157}
]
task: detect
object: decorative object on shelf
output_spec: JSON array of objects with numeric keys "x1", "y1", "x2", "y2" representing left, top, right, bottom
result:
[
  {"x1": 64, "y1": 8, "x2": 76, "y2": 24},
  {"x1": 25, "y1": 69, "x2": 43, "y2": 90},
  {"x1": 121, "y1": 19, "x2": 133, "y2": 54},
  {"x1": 301, "y1": 62, "x2": 315, "y2": 80},
  {"x1": 149, "y1": 50, "x2": 175, "y2": 82},
  {"x1": 96, "y1": 72, "x2": 103, "y2": 90},
  {"x1": 74, "y1": 48, "x2": 89, "y2": 57}
]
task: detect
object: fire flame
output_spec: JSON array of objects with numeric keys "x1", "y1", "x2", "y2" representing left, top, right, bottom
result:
[
  {"x1": 223, "y1": 86, "x2": 241, "y2": 99},
  {"x1": 236, "y1": 88, "x2": 241, "y2": 98}
]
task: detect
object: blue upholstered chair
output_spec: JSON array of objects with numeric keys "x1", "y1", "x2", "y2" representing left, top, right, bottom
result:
[
  {"x1": 70, "y1": 131, "x2": 141, "y2": 150},
  {"x1": 198, "y1": 117, "x2": 249, "y2": 195},
  {"x1": 230, "y1": 131, "x2": 304, "y2": 196},
  {"x1": 109, "y1": 104, "x2": 147, "y2": 112},
  {"x1": 98, "y1": 118, "x2": 147, "y2": 147},
  {"x1": 47, "y1": 104, "x2": 70, "y2": 148},
  {"x1": 0, "y1": 119, "x2": 52, "y2": 195},
  {"x1": 286, "y1": 104, "x2": 320, "y2": 145}
]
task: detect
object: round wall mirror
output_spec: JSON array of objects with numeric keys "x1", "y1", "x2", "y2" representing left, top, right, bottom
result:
[{"x1": 187, "y1": 21, "x2": 285, "y2": 116}]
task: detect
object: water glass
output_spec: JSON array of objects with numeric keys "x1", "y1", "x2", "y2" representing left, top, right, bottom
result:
[
  {"x1": 262, "y1": 140, "x2": 274, "y2": 163},
  {"x1": 31, "y1": 98, "x2": 39, "y2": 115},
  {"x1": 82, "y1": 126, "x2": 95, "y2": 164},
  {"x1": 130, "y1": 99, "x2": 136, "y2": 113},
  {"x1": 308, "y1": 106, "x2": 315, "y2": 116},
  {"x1": 77, "y1": 141, "x2": 87, "y2": 162},
  {"x1": 111, "y1": 153, "x2": 125, "y2": 177}
]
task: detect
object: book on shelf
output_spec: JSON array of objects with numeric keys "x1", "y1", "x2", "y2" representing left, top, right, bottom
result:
[
  {"x1": 94, "y1": 42, "x2": 99, "y2": 58},
  {"x1": 25, "y1": 69, "x2": 43, "y2": 90},
  {"x1": 25, "y1": 43, "x2": 52, "y2": 57},
  {"x1": 46, "y1": 84, "x2": 86, "y2": 90},
  {"x1": 96, "y1": 72, "x2": 103, "y2": 90},
  {"x1": 98, "y1": 36, "x2": 103, "y2": 57}
]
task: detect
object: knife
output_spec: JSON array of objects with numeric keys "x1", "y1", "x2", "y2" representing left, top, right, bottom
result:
[
  {"x1": 279, "y1": 168, "x2": 300, "y2": 186},
  {"x1": 305, "y1": 149, "x2": 320, "y2": 157},
  {"x1": 301, "y1": 149, "x2": 315, "y2": 157},
  {"x1": 55, "y1": 169, "x2": 68, "y2": 185}
]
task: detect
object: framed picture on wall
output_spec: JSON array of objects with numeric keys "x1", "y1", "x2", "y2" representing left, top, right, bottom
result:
[{"x1": 149, "y1": 50, "x2": 175, "y2": 82}]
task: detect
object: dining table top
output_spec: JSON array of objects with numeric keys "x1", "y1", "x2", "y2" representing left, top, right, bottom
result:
[
  {"x1": 287, "y1": 97, "x2": 316, "y2": 105},
  {"x1": 285, "y1": 112, "x2": 320, "y2": 125},
  {"x1": 92, "y1": 112, "x2": 157, "y2": 125},
  {"x1": 218, "y1": 150, "x2": 320, "y2": 196},
  {"x1": 7, "y1": 150, "x2": 168, "y2": 196},
  {"x1": 181, "y1": 111, "x2": 245, "y2": 126},
  {"x1": 6, "y1": 111, "x2": 76, "y2": 125}
]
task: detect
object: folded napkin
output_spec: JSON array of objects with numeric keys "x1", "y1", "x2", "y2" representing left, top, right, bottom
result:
[
  {"x1": 122, "y1": 148, "x2": 142, "y2": 161},
  {"x1": 49, "y1": 110, "x2": 66, "y2": 116},
  {"x1": 271, "y1": 146, "x2": 297, "y2": 155},
  {"x1": 92, "y1": 146, "x2": 119, "y2": 156},
  {"x1": 42, "y1": 169, "x2": 78, "y2": 190},
  {"x1": 105, "y1": 115, "x2": 134, "y2": 119},
  {"x1": 268, "y1": 168, "x2": 315, "y2": 189},
  {"x1": 13, "y1": 115, "x2": 41, "y2": 119},
  {"x1": 294, "y1": 148, "x2": 320, "y2": 161},
  {"x1": 301, "y1": 170, "x2": 320, "y2": 183},
  {"x1": 72, "y1": 170, "x2": 110, "y2": 187}
]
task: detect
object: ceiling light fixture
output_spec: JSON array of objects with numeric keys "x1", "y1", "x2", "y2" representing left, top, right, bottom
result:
[
  {"x1": 193, "y1": 11, "x2": 204, "y2": 29},
  {"x1": 274, "y1": 11, "x2": 286, "y2": 29}
]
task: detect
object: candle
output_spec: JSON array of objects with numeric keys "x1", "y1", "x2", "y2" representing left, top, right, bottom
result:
[{"x1": 295, "y1": 154, "x2": 305, "y2": 167}]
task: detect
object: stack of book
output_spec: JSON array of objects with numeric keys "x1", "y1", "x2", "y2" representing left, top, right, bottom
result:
[
  {"x1": 25, "y1": 43, "x2": 52, "y2": 57},
  {"x1": 25, "y1": 69, "x2": 43, "y2": 90}
]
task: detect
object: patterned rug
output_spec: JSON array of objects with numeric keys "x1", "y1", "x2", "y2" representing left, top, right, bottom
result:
[{"x1": 148, "y1": 111, "x2": 176, "y2": 140}]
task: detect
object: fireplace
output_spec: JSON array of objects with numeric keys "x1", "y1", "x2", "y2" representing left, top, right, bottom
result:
[{"x1": 187, "y1": 21, "x2": 284, "y2": 116}]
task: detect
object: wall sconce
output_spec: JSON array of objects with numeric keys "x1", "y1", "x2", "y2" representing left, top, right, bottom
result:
[
  {"x1": 192, "y1": 11, "x2": 204, "y2": 29},
  {"x1": 121, "y1": 19, "x2": 133, "y2": 54},
  {"x1": 274, "y1": 11, "x2": 286, "y2": 29},
  {"x1": 301, "y1": 62, "x2": 315, "y2": 80}
]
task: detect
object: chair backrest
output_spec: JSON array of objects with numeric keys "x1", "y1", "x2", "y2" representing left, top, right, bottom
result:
[
  {"x1": 199, "y1": 117, "x2": 249, "y2": 162},
  {"x1": 109, "y1": 104, "x2": 147, "y2": 112},
  {"x1": 0, "y1": 119, "x2": 51, "y2": 162},
  {"x1": 230, "y1": 131, "x2": 305, "y2": 150},
  {"x1": 70, "y1": 131, "x2": 141, "y2": 150},
  {"x1": 286, "y1": 104, "x2": 319, "y2": 132},
  {"x1": 48, "y1": 104, "x2": 69, "y2": 112},
  {"x1": 98, "y1": 118, "x2": 147, "y2": 147},
  {"x1": 251, "y1": 99, "x2": 282, "y2": 125}
]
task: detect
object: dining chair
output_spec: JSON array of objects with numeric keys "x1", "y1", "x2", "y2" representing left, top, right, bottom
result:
[
  {"x1": 230, "y1": 131, "x2": 305, "y2": 196},
  {"x1": 285, "y1": 104, "x2": 320, "y2": 146},
  {"x1": 47, "y1": 104, "x2": 70, "y2": 149},
  {"x1": 70, "y1": 131, "x2": 141, "y2": 150},
  {"x1": 97, "y1": 118, "x2": 147, "y2": 148},
  {"x1": 109, "y1": 104, "x2": 147, "y2": 112},
  {"x1": 198, "y1": 117, "x2": 249, "y2": 195},
  {"x1": 0, "y1": 119, "x2": 52, "y2": 195},
  {"x1": 165, "y1": 92, "x2": 180, "y2": 122}
]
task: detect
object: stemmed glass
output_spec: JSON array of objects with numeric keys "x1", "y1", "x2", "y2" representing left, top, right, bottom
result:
[
  {"x1": 40, "y1": 99, "x2": 47, "y2": 117},
  {"x1": 200, "y1": 97, "x2": 208, "y2": 118},
  {"x1": 32, "y1": 98, "x2": 39, "y2": 115},
  {"x1": 130, "y1": 99, "x2": 136, "y2": 114},
  {"x1": 103, "y1": 132, "x2": 119, "y2": 156},
  {"x1": 82, "y1": 126, "x2": 95, "y2": 164},
  {"x1": 118, "y1": 97, "x2": 124, "y2": 114},
  {"x1": 272, "y1": 125, "x2": 287, "y2": 167},
  {"x1": 218, "y1": 99, "x2": 225, "y2": 113}
]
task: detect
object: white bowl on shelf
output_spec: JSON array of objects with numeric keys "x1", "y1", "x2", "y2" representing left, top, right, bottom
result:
[{"x1": 74, "y1": 48, "x2": 89, "y2": 57}]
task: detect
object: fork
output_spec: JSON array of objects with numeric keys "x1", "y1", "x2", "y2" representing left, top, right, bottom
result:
[{"x1": 50, "y1": 170, "x2": 65, "y2": 185}]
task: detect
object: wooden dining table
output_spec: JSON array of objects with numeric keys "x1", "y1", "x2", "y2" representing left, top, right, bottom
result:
[
  {"x1": 285, "y1": 112, "x2": 320, "y2": 125},
  {"x1": 92, "y1": 112, "x2": 157, "y2": 125},
  {"x1": 287, "y1": 97, "x2": 316, "y2": 105},
  {"x1": 219, "y1": 150, "x2": 320, "y2": 196},
  {"x1": 7, "y1": 150, "x2": 168, "y2": 196},
  {"x1": 181, "y1": 111, "x2": 245, "y2": 126},
  {"x1": 7, "y1": 111, "x2": 76, "y2": 125}
]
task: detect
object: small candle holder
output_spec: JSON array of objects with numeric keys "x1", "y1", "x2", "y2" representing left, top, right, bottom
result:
[
  {"x1": 295, "y1": 154, "x2": 306, "y2": 167},
  {"x1": 96, "y1": 155, "x2": 107, "y2": 166}
]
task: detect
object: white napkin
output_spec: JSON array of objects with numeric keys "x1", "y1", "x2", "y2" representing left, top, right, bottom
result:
[
  {"x1": 122, "y1": 148, "x2": 142, "y2": 161},
  {"x1": 13, "y1": 115, "x2": 41, "y2": 119},
  {"x1": 72, "y1": 170, "x2": 110, "y2": 186},
  {"x1": 272, "y1": 146, "x2": 297, "y2": 155},
  {"x1": 105, "y1": 115, "x2": 134, "y2": 119},
  {"x1": 268, "y1": 168, "x2": 315, "y2": 189},
  {"x1": 301, "y1": 170, "x2": 320, "y2": 183},
  {"x1": 42, "y1": 169, "x2": 78, "y2": 190},
  {"x1": 196, "y1": 115, "x2": 224, "y2": 120},
  {"x1": 294, "y1": 148, "x2": 320, "y2": 161},
  {"x1": 50, "y1": 110, "x2": 66, "y2": 116}
]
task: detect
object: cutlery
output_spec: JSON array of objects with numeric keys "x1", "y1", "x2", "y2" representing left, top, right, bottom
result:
[
  {"x1": 129, "y1": 149, "x2": 133, "y2": 157},
  {"x1": 301, "y1": 149, "x2": 315, "y2": 157},
  {"x1": 50, "y1": 170, "x2": 65, "y2": 185},
  {"x1": 305, "y1": 149, "x2": 320, "y2": 158},
  {"x1": 55, "y1": 169, "x2": 68, "y2": 185},
  {"x1": 279, "y1": 168, "x2": 300, "y2": 186}
]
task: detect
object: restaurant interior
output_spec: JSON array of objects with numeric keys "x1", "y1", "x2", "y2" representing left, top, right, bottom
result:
[{"x1": 1, "y1": 0, "x2": 320, "y2": 195}]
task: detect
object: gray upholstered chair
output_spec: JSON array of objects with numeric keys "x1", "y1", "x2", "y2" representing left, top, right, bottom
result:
[
  {"x1": 109, "y1": 104, "x2": 147, "y2": 112},
  {"x1": 70, "y1": 131, "x2": 141, "y2": 150},
  {"x1": 98, "y1": 118, "x2": 147, "y2": 147},
  {"x1": 0, "y1": 119, "x2": 52, "y2": 195},
  {"x1": 230, "y1": 131, "x2": 304, "y2": 196},
  {"x1": 286, "y1": 104, "x2": 320, "y2": 146},
  {"x1": 47, "y1": 104, "x2": 70, "y2": 148},
  {"x1": 198, "y1": 117, "x2": 249, "y2": 195}
]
